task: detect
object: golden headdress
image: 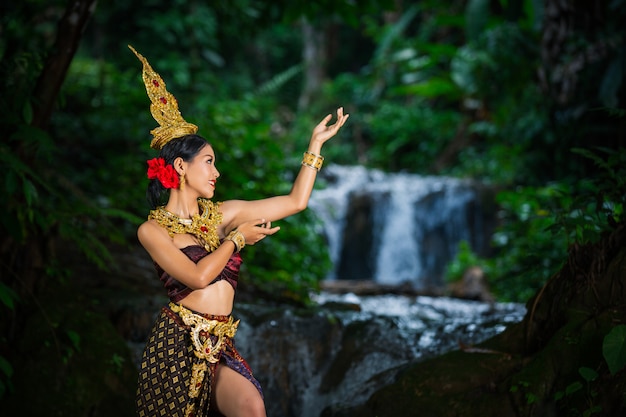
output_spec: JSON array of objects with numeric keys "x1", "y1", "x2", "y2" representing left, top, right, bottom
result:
[{"x1": 128, "y1": 45, "x2": 198, "y2": 150}]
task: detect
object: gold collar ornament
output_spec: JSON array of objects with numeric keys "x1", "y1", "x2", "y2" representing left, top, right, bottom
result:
[
  {"x1": 128, "y1": 45, "x2": 198, "y2": 150},
  {"x1": 148, "y1": 198, "x2": 223, "y2": 252}
]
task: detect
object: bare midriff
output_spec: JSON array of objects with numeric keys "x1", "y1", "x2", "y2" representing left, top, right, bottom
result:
[{"x1": 180, "y1": 280, "x2": 236, "y2": 316}]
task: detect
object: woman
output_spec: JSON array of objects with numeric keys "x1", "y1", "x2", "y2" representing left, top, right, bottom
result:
[{"x1": 129, "y1": 46, "x2": 349, "y2": 417}]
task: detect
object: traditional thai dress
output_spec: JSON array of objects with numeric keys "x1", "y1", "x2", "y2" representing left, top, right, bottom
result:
[{"x1": 136, "y1": 245, "x2": 262, "y2": 417}]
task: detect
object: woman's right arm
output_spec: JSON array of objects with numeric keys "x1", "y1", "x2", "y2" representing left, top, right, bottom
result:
[
  {"x1": 137, "y1": 219, "x2": 279, "y2": 289},
  {"x1": 138, "y1": 221, "x2": 236, "y2": 289}
]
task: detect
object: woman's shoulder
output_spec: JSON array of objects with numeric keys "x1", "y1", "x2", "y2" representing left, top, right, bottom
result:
[{"x1": 137, "y1": 218, "x2": 168, "y2": 244}]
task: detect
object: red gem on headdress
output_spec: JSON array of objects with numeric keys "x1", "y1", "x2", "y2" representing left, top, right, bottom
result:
[
  {"x1": 160, "y1": 97, "x2": 167, "y2": 104},
  {"x1": 200, "y1": 226, "x2": 208, "y2": 233},
  {"x1": 152, "y1": 80, "x2": 159, "y2": 87},
  {"x1": 205, "y1": 347, "x2": 211, "y2": 353}
]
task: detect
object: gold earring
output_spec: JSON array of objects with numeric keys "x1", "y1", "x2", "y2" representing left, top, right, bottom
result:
[{"x1": 179, "y1": 174, "x2": 185, "y2": 190}]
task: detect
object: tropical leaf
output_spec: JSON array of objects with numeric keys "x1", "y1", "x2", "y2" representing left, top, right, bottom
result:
[{"x1": 603, "y1": 325, "x2": 626, "y2": 375}]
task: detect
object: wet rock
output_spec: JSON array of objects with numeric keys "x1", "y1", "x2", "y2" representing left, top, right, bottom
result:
[{"x1": 448, "y1": 266, "x2": 495, "y2": 302}]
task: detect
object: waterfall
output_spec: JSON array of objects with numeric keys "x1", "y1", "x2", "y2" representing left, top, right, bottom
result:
[{"x1": 309, "y1": 165, "x2": 495, "y2": 290}]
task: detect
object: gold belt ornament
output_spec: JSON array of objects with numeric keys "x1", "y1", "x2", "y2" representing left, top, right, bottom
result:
[{"x1": 169, "y1": 302, "x2": 239, "y2": 363}]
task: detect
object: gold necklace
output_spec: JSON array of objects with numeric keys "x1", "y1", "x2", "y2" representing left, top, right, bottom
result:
[{"x1": 149, "y1": 198, "x2": 223, "y2": 252}]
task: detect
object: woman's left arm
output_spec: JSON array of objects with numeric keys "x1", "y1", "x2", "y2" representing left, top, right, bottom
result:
[{"x1": 222, "y1": 107, "x2": 349, "y2": 230}]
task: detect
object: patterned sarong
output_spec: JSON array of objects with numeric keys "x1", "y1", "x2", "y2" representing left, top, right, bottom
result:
[{"x1": 136, "y1": 303, "x2": 262, "y2": 417}]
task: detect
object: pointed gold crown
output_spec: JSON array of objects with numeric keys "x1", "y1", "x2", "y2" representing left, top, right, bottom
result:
[{"x1": 129, "y1": 45, "x2": 198, "y2": 150}]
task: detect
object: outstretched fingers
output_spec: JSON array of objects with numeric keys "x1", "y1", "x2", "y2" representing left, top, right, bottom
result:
[
  {"x1": 237, "y1": 219, "x2": 280, "y2": 245},
  {"x1": 258, "y1": 220, "x2": 280, "y2": 236},
  {"x1": 333, "y1": 107, "x2": 349, "y2": 129}
]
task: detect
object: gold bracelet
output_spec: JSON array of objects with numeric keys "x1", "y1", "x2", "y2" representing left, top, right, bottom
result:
[
  {"x1": 302, "y1": 151, "x2": 324, "y2": 171},
  {"x1": 224, "y1": 229, "x2": 245, "y2": 253}
]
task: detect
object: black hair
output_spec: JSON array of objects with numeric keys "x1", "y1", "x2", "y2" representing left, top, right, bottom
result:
[{"x1": 146, "y1": 134, "x2": 209, "y2": 208}]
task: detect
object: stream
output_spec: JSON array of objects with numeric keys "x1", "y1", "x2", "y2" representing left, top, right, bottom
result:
[{"x1": 230, "y1": 292, "x2": 525, "y2": 417}]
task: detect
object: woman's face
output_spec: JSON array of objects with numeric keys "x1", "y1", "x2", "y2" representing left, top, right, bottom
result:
[{"x1": 183, "y1": 144, "x2": 220, "y2": 198}]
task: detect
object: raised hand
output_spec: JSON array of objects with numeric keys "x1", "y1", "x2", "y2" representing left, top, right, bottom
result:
[{"x1": 310, "y1": 107, "x2": 350, "y2": 145}]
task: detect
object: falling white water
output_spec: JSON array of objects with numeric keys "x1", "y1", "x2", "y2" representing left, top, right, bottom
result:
[{"x1": 309, "y1": 165, "x2": 491, "y2": 289}]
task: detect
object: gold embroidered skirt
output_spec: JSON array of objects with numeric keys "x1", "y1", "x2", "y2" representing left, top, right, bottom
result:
[{"x1": 136, "y1": 302, "x2": 262, "y2": 417}]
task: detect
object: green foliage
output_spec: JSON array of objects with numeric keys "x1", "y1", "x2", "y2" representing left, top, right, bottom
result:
[
  {"x1": 0, "y1": 4, "x2": 145, "y2": 401},
  {"x1": 509, "y1": 380, "x2": 537, "y2": 405},
  {"x1": 318, "y1": 3, "x2": 554, "y2": 186},
  {"x1": 0, "y1": 3, "x2": 145, "y2": 273},
  {"x1": 449, "y1": 23, "x2": 551, "y2": 183},
  {"x1": 547, "y1": 147, "x2": 625, "y2": 244},
  {"x1": 603, "y1": 325, "x2": 626, "y2": 375},
  {"x1": 108, "y1": 354, "x2": 127, "y2": 375},
  {"x1": 445, "y1": 241, "x2": 482, "y2": 283},
  {"x1": 553, "y1": 366, "x2": 602, "y2": 417},
  {"x1": 317, "y1": 5, "x2": 466, "y2": 173},
  {"x1": 578, "y1": 367, "x2": 599, "y2": 383},
  {"x1": 0, "y1": 282, "x2": 18, "y2": 310},
  {"x1": 366, "y1": 101, "x2": 461, "y2": 171},
  {"x1": 479, "y1": 184, "x2": 569, "y2": 302},
  {"x1": 446, "y1": 146, "x2": 625, "y2": 302},
  {"x1": 0, "y1": 355, "x2": 13, "y2": 399}
]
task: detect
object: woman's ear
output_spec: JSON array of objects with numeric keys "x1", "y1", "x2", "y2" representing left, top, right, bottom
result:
[{"x1": 173, "y1": 157, "x2": 186, "y2": 175}]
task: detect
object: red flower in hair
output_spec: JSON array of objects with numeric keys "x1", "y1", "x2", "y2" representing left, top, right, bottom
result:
[{"x1": 147, "y1": 157, "x2": 180, "y2": 189}]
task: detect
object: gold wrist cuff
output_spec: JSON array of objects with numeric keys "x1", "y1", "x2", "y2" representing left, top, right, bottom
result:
[
  {"x1": 224, "y1": 229, "x2": 245, "y2": 253},
  {"x1": 302, "y1": 151, "x2": 324, "y2": 171}
]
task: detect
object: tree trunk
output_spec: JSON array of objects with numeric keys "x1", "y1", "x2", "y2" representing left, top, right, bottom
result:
[
  {"x1": 9, "y1": 0, "x2": 97, "y2": 298},
  {"x1": 298, "y1": 17, "x2": 327, "y2": 110},
  {"x1": 31, "y1": 0, "x2": 97, "y2": 130}
]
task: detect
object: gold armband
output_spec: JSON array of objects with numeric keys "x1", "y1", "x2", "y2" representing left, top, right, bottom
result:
[
  {"x1": 224, "y1": 229, "x2": 245, "y2": 253},
  {"x1": 302, "y1": 151, "x2": 324, "y2": 172}
]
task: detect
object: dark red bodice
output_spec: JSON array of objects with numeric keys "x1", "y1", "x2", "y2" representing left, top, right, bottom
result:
[{"x1": 155, "y1": 245, "x2": 242, "y2": 302}]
